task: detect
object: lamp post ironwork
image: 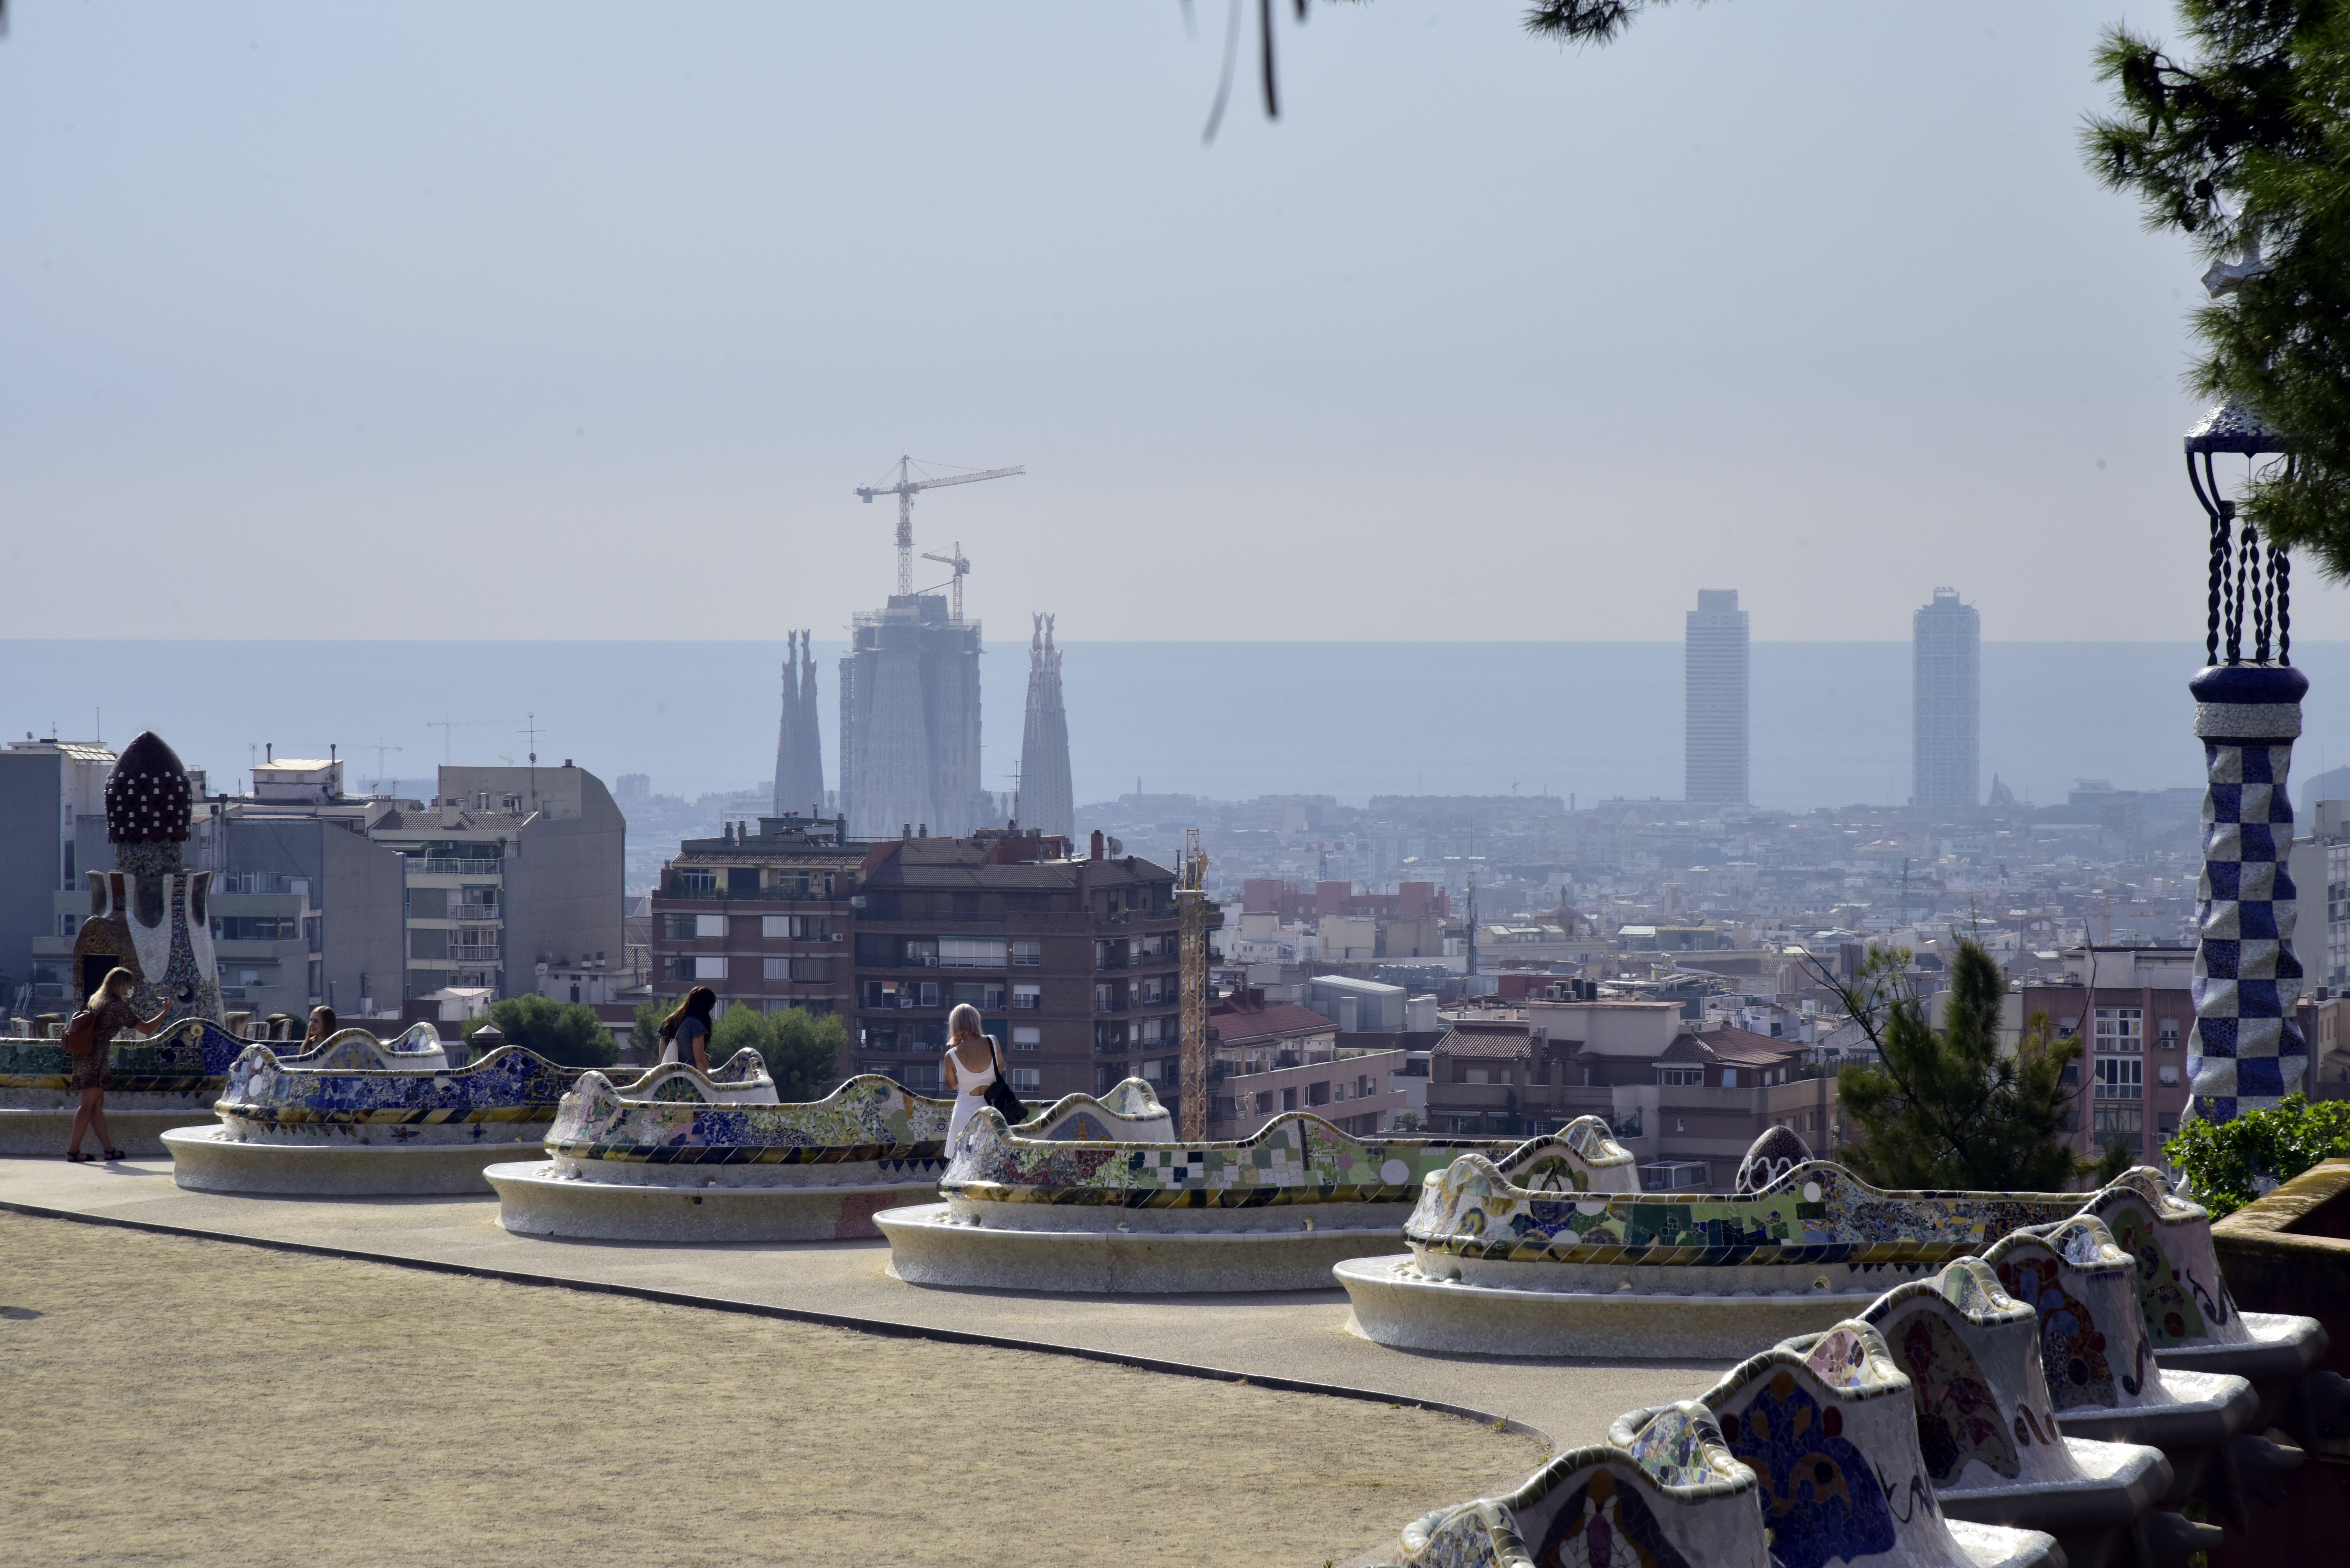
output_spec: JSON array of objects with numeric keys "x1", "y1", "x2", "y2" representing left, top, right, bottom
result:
[{"x1": 2183, "y1": 399, "x2": 2308, "y2": 1126}]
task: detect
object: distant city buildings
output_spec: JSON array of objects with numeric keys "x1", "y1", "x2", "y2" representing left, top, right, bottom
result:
[
  {"x1": 1684, "y1": 589, "x2": 1749, "y2": 805},
  {"x1": 838, "y1": 593, "x2": 984, "y2": 840},
  {"x1": 1912, "y1": 587, "x2": 1981, "y2": 809},
  {"x1": 1017, "y1": 613, "x2": 1074, "y2": 839},
  {"x1": 0, "y1": 737, "x2": 114, "y2": 1009}
]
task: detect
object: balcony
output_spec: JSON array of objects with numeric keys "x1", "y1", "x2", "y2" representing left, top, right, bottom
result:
[
  {"x1": 449, "y1": 944, "x2": 502, "y2": 963},
  {"x1": 410, "y1": 858, "x2": 503, "y2": 878}
]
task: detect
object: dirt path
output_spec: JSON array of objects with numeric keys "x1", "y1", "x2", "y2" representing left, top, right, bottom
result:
[{"x1": 0, "y1": 1213, "x2": 1544, "y2": 1567}]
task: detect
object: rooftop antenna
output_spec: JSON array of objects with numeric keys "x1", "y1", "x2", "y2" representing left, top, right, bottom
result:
[
  {"x1": 521, "y1": 712, "x2": 541, "y2": 801},
  {"x1": 856, "y1": 456, "x2": 1023, "y2": 600},
  {"x1": 363, "y1": 741, "x2": 405, "y2": 794}
]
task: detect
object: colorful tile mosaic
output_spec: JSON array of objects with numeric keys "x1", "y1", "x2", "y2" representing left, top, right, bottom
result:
[
  {"x1": 1382, "y1": 1404, "x2": 1764, "y2": 1568},
  {"x1": 1734, "y1": 1124, "x2": 1815, "y2": 1195},
  {"x1": 2076, "y1": 1171, "x2": 2246, "y2": 1352},
  {"x1": 2188, "y1": 662, "x2": 2311, "y2": 1122},
  {"x1": 1857, "y1": 1262, "x2": 2062, "y2": 1491},
  {"x1": 216, "y1": 1043, "x2": 579, "y2": 1128},
  {"x1": 1404, "y1": 1153, "x2": 2086, "y2": 1270},
  {"x1": 550, "y1": 1071, "x2": 954, "y2": 1167},
  {"x1": 1490, "y1": 1116, "x2": 1641, "y2": 1195},
  {"x1": 275, "y1": 1025, "x2": 447, "y2": 1073},
  {"x1": 0, "y1": 1016, "x2": 289, "y2": 1095},
  {"x1": 941, "y1": 1108, "x2": 1517, "y2": 1209},
  {"x1": 1982, "y1": 1217, "x2": 2161, "y2": 1413},
  {"x1": 607, "y1": 1050, "x2": 777, "y2": 1104}
]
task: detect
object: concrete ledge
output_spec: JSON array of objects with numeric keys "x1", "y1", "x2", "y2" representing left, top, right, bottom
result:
[
  {"x1": 1937, "y1": 1437, "x2": 2171, "y2": 1568},
  {"x1": 163, "y1": 1124, "x2": 540, "y2": 1195},
  {"x1": 2156, "y1": 1309, "x2": 2326, "y2": 1384},
  {"x1": 0, "y1": 1109, "x2": 216, "y2": 1158},
  {"x1": 2054, "y1": 1369, "x2": 2258, "y2": 1507},
  {"x1": 1333, "y1": 1253, "x2": 1880, "y2": 1360},
  {"x1": 489, "y1": 1160, "x2": 936, "y2": 1242},
  {"x1": 878, "y1": 1201, "x2": 1402, "y2": 1293}
]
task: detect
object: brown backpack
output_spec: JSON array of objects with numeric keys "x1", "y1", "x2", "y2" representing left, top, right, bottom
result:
[{"x1": 61, "y1": 1007, "x2": 100, "y2": 1057}]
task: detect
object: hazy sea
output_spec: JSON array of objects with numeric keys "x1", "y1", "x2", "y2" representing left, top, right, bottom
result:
[{"x1": 8, "y1": 641, "x2": 2350, "y2": 815}]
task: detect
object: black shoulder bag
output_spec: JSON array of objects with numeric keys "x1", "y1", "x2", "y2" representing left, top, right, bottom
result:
[{"x1": 981, "y1": 1036, "x2": 1026, "y2": 1124}]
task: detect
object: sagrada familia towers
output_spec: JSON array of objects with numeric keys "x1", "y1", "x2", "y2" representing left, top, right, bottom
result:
[
  {"x1": 772, "y1": 631, "x2": 825, "y2": 819},
  {"x1": 772, "y1": 611, "x2": 1073, "y2": 842},
  {"x1": 1017, "y1": 614, "x2": 1074, "y2": 839}
]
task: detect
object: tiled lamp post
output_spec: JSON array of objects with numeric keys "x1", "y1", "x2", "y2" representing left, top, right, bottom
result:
[{"x1": 2185, "y1": 402, "x2": 2307, "y2": 1123}]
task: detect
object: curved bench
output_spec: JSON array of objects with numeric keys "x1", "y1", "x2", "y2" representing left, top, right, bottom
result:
[
  {"x1": 161, "y1": 1042, "x2": 577, "y2": 1195},
  {"x1": 0, "y1": 1017, "x2": 300, "y2": 1156},
  {"x1": 871, "y1": 1112, "x2": 1597, "y2": 1294},
  {"x1": 487, "y1": 1075, "x2": 1173, "y2": 1243}
]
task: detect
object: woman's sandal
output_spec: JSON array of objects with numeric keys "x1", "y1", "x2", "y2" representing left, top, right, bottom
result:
[
  {"x1": 102, "y1": 1150, "x2": 127, "y2": 1162},
  {"x1": 64, "y1": 1151, "x2": 89, "y2": 1163}
]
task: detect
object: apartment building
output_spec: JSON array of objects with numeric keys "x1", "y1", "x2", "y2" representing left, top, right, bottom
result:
[
  {"x1": 850, "y1": 831, "x2": 1182, "y2": 1105},
  {"x1": 0, "y1": 739, "x2": 114, "y2": 1008},
  {"x1": 2014, "y1": 945, "x2": 2195, "y2": 1170},
  {"x1": 646, "y1": 812, "x2": 864, "y2": 1020},
  {"x1": 370, "y1": 763, "x2": 625, "y2": 1002}
]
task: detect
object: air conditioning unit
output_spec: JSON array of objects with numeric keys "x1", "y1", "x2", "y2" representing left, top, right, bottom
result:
[{"x1": 833, "y1": 932, "x2": 845, "y2": 942}]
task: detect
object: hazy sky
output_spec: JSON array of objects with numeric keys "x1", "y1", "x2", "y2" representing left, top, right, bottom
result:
[{"x1": 1, "y1": 2, "x2": 2309, "y2": 643}]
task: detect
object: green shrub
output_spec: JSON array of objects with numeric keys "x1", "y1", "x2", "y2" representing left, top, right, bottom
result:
[
  {"x1": 2164, "y1": 1094, "x2": 2350, "y2": 1217},
  {"x1": 709, "y1": 1005, "x2": 844, "y2": 1102},
  {"x1": 459, "y1": 993, "x2": 619, "y2": 1070}
]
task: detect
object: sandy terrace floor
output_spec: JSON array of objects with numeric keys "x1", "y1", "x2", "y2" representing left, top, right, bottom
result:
[{"x1": 0, "y1": 1213, "x2": 1545, "y2": 1568}]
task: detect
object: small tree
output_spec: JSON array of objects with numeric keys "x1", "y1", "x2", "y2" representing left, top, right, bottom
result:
[
  {"x1": 629, "y1": 997, "x2": 671, "y2": 1059},
  {"x1": 2165, "y1": 1093, "x2": 2350, "y2": 1216},
  {"x1": 461, "y1": 993, "x2": 618, "y2": 1070},
  {"x1": 1818, "y1": 939, "x2": 2113, "y2": 1192},
  {"x1": 709, "y1": 1004, "x2": 844, "y2": 1102}
]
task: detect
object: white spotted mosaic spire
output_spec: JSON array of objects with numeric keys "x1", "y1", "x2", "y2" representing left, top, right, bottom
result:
[{"x1": 2187, "y1": 663, "x2": 2310, "y2": 1121}]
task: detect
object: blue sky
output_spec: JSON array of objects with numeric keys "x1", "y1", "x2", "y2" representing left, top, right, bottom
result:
[{"x1": 0, "y1": 2, "x2": 2302, "y2": 643}]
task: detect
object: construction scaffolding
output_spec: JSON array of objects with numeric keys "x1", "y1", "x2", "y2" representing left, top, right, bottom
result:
[{"x1": 1178, "y1": 828, "x2": 1211, "y2": 1141}]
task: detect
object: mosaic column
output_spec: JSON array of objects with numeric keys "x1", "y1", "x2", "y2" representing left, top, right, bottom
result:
[{"x1": 2187, "y1": 662, "x2": 2309, "y2": 1121}]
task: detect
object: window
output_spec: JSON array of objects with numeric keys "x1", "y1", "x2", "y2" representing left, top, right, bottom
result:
[
  {"x1": 693, "y1": 955, "x2": 727, "y2": 981},
  {"x1": 2057, "y1": 1016, "x2": 2080, "y2": 1039},
  {"x1": 2094, "y1": 1057, "x2": 2142, "y2": 1100},
  {"x1": 2093, "y1": 1008, "x2": 2143, "y2": 1052},
  {"x1": 1141, "y1": 1015, "x2": 1164, "y2": 1044},
  {"x1": 2158, "y1": 1111, "x2": 2180, "y2": 1137},
  {"x1": 864, "y1": 1027, "x2": 899, "y2": 1052},
  {"x1": 1012, "y1": 984, "x2": 1041, "y2": 1011},
  {"x1": 2159, "y1": 1017, "x2": 2181, "y2": 1050},
  {"x1": 902, "y1": 939, "x2": 938, "y2": 968},
  {"x1": 772, "y1": 872, "x2": 814, "y2": 899},
  {"x1": 1095, "y1": 983, "x2": 1114, "y2": 1012},
  {"x1": 1009, "y1": 1067, "x2": 1041, "y2": 1093},
  {"x1": 1306, "y1": 1081, "x2": 1330, "y2": 1106},
  {"x1": 2093, "y1": 1102, "x2": 2144, "y2": 1142},
  {"x1": 790, "y1": 957, "x2": 832, "y2": 984},
  {"x1": 1012, "y1": 941, "x2": 1042, "y2": 967},
  {"x1": 1011, "y1": 1026, "x2": 1041, "y2": 1050},
  {"x1": 764, "y1": 957, "x2": 790, "y2": 981},
  {"x1": 900, "y1": 1063, "x2": 941, "y2": 1091},
  {"x1": 1281, "y1": 1087, "x2": 1298, "y2": 1111},
  {"x1": 678, "y1": 870, "x2": 716, "y2": 894},
  {"x1": 1656, "y1": 1066, "x2": 1703, "y2": 1087},
  {"x1": 2157, "y1": 1064, "x2": 2180, "y2": 1086},
  {"x1": 663, "y1": 913, "x2": 697, "y2": 940},
  {"x1": 903, "y1": 981, "x2": 938, "y2": 1009},
  {"x1": 939, "y1": 937, "x2": 1007, "y2": 969},
  {"x1": 951, "y1": 981, "x2": 1004, "y2": 1010},
  {"x1": 762, "y1": 915, "x2": 791, "y2": 939},
  {"x1": 1721, "y1": 1069, "x2": 1738, "y2": 1088}
]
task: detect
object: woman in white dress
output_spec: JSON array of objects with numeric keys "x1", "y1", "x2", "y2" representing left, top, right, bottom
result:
[{"x1": 939, "y1": 1002, "x2": 1007, "y2": 1153}]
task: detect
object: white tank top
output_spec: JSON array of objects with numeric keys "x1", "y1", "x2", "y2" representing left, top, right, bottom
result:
[{"x1": 942, "y1": 1040, "x2": 1000, "y2": 1154}]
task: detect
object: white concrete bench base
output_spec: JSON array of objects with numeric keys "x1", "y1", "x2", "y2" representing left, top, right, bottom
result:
[
  {"x1": 876, "y1": 1201, "x2": 1399, "y2": 1293},
  {"x1": 2053, "y1": 1368, "x2": 2258, "y2": 1507},
  {"x1": 0, "y1": 1109, "x2": 216, "y2": 1158},
  {"x1": 1333, "y1": 1253, "x2": 1884, "y2": 1360},
  {"x1": 489, "y1": 1161, "x2": 934, "y2": 1242},
  {"x1": 162, "y1": 1124, "x2": 540, "y2": 1195},
  {"x1": 1936, "y1": 1437, "x2": 2172, "y2": 1568}
]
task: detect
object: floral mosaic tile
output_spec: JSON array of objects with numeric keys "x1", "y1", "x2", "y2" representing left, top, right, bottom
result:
[
  {"x1": 2077, "y1": 1170, "x2": 2245, "y2": 1350},
  {"x1": 1982, "y1": 1217, "x2": 2161, "y2": 1413},
  {"x1": 216, "y1": 1043, "x2": 578, "y2": 1127},
  {"x1": 0, "y1": 1016, "x2": 291, "y2": 1094},
  {"x1": 550, "y1": 1071, "x2": 955, "y2": 1166}
]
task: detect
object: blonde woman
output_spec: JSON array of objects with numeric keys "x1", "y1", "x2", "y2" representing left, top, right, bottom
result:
[
  {"x1": 939, "y1": 1002, "x2": 1010, "y2": 1153},
  {"x1": 63, "y1": 967, "x2": 169, "y2": 1163}
]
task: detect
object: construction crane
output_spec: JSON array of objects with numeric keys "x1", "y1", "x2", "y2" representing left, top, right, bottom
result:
[
  {"x1": 1177, "y1": 828, "x2": 1212, "y2": 1141},
  {"x1": 855, "y1": 456, "x2": 1023, "y2": 598},
  {"x1": 921, "y1": 541, "x2": 972, "y2": 622}
]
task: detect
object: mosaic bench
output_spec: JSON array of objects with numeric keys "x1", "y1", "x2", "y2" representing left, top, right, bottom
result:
[
  {"x1": 1369, "y1": 1341, "x2": 2061, "y2": 1568},
  {"x1": 160, "y1": 1039, "x2": 578, "y2": 1195},
  {"x1": 0, "y1": 1018, "x2": 309, "y2": 1156},
  {"x1": 1981, "y1": 1216, "x2": 2260, "y2": 1512},
  {"x1": 1844, "y1": 1260, "x2": 2191, "y2": 1568},
  {"x1": 1337, "y1": 1135, "x2": 2090, "y2": 1358},
  {"x1": 487, "y1": 1074, "x2": 1172, "y2": 1243},
  {"x1": 869, "y1": 1112, "x2": 1602, "y2": 1294}
]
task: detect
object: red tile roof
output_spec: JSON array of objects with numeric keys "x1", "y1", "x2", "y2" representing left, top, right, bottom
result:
[
  {"x1": 1435, "y1": 1021, "x2": 1533, "y2": 1060},
  {"x1": 1209, "y1": 1001, "x2": 1337, "y2": 1047}
]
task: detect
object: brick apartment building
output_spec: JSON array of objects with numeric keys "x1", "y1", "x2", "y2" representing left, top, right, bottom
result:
[
  {"x1": 2012, "y1": 945, "x2": 2194, "y2": 1171},
  {"x1": 650, "y1": 822, "x2": 1201, "y2": 1107}
]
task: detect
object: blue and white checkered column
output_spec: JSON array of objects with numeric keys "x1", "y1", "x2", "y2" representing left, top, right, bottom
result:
[{"x1": 2189, "y1": 662, "x2": 2311, "y2": 1123}]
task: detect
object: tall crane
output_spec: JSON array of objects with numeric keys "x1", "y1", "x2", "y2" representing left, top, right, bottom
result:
[
  {"x1": 921, "y1": 541, "x2": 972, "y2": 622},
  {"x1": 1177, "y1": 828, "x2": 1212, "y2": 1141},
  {"x1": 856, "y1": 456, "x2": 1023, "y2": 598}
]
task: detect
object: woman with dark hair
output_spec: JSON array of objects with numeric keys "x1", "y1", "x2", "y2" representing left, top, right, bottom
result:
[
  {"x1": 940, "y1": 1002, "x2": 1008, "y2": 1154},
  {"x1": 63, "y1": 967, "x2": 169, "y2": 1163},
  {"x1": 303, "y1": 1006, "x2": 338, "y2": 1049},
  {"x1": 659, "y1": 985, "x2": 718, "y2": 1072}
]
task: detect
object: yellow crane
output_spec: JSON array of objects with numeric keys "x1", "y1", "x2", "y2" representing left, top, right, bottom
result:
[
  {"x1": 1178, "y1": 828, "x2": 1212, "y2": 1141},
  {"x1": 855, "y1": 456, "x2": 1023, "y2": 599}
]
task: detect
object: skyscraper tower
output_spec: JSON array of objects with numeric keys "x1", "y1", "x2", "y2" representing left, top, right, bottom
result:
[
  {"x1": 773, "y1": 630, "x2": 826, "y2": 817},
  {"x1": 1018, "y1": 613, "x2": 1074, "y2": 838},
  {"x1": 1912, "y1": 587, "x2": 1981, "y2": 809},
  {"x1": 838, "y1": 594, "x2": 982, "y2": 839},
  {"x1": 1685, "y1": 589, "x2": 1749, "y2": 805}
]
